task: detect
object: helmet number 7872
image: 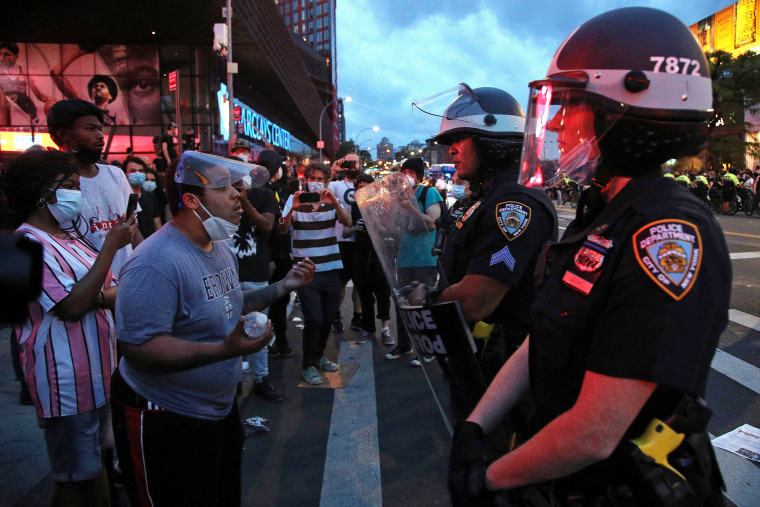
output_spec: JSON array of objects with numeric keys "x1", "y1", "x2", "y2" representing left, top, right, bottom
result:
[{"x1": 650, "y1": 56, "x2": 701, "y2": 75}]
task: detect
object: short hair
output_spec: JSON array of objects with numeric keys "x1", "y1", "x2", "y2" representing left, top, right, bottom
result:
[
  {"x1": 163, "y1": 158, "x2": 204, "y2": 216},
  {"x1": 0, "y1": 42, "x2": 19, "y2": 55},
  {"x1": 46, "y1": 99, "x2": 104, "y2": 141},
  {"x1": 355, "y1": 173, "x2": 374, "y2": 186},
  {"x1": 87, "y1": 74, "x2": 118, "y2": 103},
  {"x1": 2, "y1": 150, "x2": 76, "y2": 228},
  {"x1": 122, "y1": 156, "x2": 148, "y2": 174},
  {"x1": 401, "y1": 157, "x2": 425, "y2": 181},
  {"x1": 303, "y1": 162, "x2": 327, "y2": 180}
]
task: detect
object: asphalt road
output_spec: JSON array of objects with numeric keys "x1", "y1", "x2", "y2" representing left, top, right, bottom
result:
[{"x1": 1, "y1": 205, "x2": 758, "y2": 506}]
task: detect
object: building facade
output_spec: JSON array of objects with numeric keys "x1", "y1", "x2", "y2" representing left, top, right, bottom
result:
[
  {"x1": 275, "y1": 0, "x2": 339, "y2": 159},
  {"x1": 377, "y1": 136, "x2": 394, "y2": 163},
  {"x1": 0, "y1": 0, "x2": 333, "y2": 165}
]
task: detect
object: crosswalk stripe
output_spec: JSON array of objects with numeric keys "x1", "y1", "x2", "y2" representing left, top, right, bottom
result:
[
  {"x1": 729, "y1": 309, "x2": 760, "y2": 332},
  {"x1": 730, "y1": 251, "x2": 760, "y2": 259},
  {"x1": 711, "y1": 350, "x2": 760, "y2": 395},
  {"x1": 320, "y1": 341, "x2": 382, "y2": 507}
]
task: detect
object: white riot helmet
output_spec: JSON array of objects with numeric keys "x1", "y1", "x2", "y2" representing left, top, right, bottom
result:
[
  {"x1": 519, "y1": 7, "x2": 713, "y2": 189},
  {"x1": 414, "y1": 84, "x2": 526, "y2": 177}
]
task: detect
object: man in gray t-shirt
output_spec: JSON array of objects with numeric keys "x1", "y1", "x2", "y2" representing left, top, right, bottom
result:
[{"x1": 111, "y1": 152, "x2": 314, "y2": 507}]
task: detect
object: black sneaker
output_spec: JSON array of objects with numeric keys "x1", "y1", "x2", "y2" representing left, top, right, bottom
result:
[
  {"x1": 350, "y1": 315, "x2": 364, "y2": 331},
  {"x1": 332, "y1": 316, "x2": 345, "y2": 332},
  {"x1": 278, "y1": 345, "x2": 294, "y2": 357},
  {"x1": 384, "y1": 345, "x2": 413, "y2": 360},
  {"x1": 268, "y1": 345, "x2": 281, "y2": 357},
  {"x1": 254, "y1": 376, "x2": 284, "y2": 402}
]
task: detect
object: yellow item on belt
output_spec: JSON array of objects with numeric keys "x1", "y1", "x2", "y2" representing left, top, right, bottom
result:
[
  {"x1": 472, "y1": 321, "x2": 494, "y2": 341},
  {"x1": 630, "y1": 418, "x2": 686, "y2": 480}
]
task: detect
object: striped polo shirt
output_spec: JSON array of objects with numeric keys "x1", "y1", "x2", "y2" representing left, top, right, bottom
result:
[
  {"x1": 15, "y1": 224, "x2": 117, "y2": 419},
  {"x1": 291, "y1": 203, "x2": 343, "y2": 272}
]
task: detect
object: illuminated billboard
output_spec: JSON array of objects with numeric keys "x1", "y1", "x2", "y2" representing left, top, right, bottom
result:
[
  {"x1": 690, "y1": 0, "x2": 760, "y2": 56},
  {"x1": 216, "y1": 83, "x2": 291, "y2": 151},
  {"x1": 0, "y1": 42, "x2": 160, "y2": 128}
]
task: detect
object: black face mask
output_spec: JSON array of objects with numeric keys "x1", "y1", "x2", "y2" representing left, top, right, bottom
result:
[{"x1": 71, "y1": 146, "x2": 102, "y2": 165}]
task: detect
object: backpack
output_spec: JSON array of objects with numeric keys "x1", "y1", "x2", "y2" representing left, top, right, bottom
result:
[{"x1": 417, "y1": 185, "x2": 447, "y2": 216}]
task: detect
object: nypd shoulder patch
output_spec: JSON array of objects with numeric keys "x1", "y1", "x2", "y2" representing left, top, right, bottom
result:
[
  {"x1": 632, "y1": 219, "x2": 702, "y2": 301},
  {"x1": 496, "y1": 201, "x2": 531, "y2": 241}
]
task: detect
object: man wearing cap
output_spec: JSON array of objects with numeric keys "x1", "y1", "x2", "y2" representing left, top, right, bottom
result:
[
  {"x1": 230, "y1": 138, "x2": 252, "y2": 162},
  {"x1": 259, "y1": 149, "x2": 296, "y2": 357},
  {"x1": 229, "y1": 148, "x2": 284, "y2": 402},
  {"x1": 161, "y1": 122, "x2": 178, "y2": 165},
  {"x1": 110, "y1": 152, "x2": 315, "y2": 506}
]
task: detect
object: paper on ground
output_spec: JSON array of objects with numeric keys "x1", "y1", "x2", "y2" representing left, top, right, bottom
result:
[{"x1": 712, "y1": 424, "x2": 760, "y2": 462}]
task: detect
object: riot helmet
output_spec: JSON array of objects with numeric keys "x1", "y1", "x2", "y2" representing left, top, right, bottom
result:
[
  {"x1": 413, "y1": 84, "x2": 526, "y2": 177},
  {"x1": 519, "y1": 7, "x2": 713, "y2": 189}
]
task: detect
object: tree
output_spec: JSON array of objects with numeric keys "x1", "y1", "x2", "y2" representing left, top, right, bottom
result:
[
  {"x1": 336, "y1": 141, "x2": 357, "y2": 160},
  {"x1": 706, "y1": 50, "x2": 760, "y2": 170}
]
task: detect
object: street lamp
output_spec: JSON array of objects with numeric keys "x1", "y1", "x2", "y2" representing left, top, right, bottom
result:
[
  {"x1": 319, "y1": 96, "x2": 351, "y2": 162},
  {"x1": 353, "y1": 125, "x2": 379, "y2": 151}
]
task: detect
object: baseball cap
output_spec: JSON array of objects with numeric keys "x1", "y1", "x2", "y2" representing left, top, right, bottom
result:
[{"x1": 256, "y1": 150, "x2": 286, "y2": 178}]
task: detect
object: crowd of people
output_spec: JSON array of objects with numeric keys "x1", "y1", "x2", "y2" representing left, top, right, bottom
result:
[{"x1": 0, "y1": 5, "x2": 739, "y2": 506}]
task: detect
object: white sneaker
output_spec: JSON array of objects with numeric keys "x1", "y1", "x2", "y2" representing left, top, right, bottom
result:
[
  {"x1": 381, "y1": 328, "x2": 395, "y2": 346},
  {"x1": 318, "y1": 356, "x2": 339, "y2": 372}
]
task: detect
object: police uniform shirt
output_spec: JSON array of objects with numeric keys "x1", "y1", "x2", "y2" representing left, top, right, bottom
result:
[
  {"x1": 529, "y1": 173, "x2": 731, "y2": 434},
  {"x1": 440, "y1": 169, "x2": 557, "y2": 328}
]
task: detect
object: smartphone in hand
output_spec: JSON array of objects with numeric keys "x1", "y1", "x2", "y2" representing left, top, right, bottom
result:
[
  {"x1": 300, "y1": 192, "x2": 321, "y2": 203},
  {"x1": 125, "y1": 193, "x2": 138, "y2": 218}
]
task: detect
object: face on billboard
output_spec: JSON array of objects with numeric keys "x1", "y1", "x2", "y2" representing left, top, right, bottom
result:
[{"x1": 0, "y1": 43, "x2": 160, "y2": 128}]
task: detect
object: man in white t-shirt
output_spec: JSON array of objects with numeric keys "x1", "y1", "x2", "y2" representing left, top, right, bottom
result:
[
  {"x1": 328, "y1": 152, "x2": 363, "y2": 332},
  {"x1": 47, "y1": 99, "x2": 143, "y2": 276}
]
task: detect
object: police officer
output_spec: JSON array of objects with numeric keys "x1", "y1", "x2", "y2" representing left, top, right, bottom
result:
[
  {"x1": 449, "y1": 7, "x2": 729, "y2": 506},
  {"x1": 420, "y1": 84, "x2": 557, "y2": 383}
]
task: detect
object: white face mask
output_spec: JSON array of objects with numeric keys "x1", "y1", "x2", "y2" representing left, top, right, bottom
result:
[
  {"x1": 191, "y1": 196, "x2": 239, "y2": 242},
  {"x1": 142, "y1": 180, "x2": 157, "y2": 192},
  {"x1": 275, "y1": 168, "x2": 283, "y2": 181},
  {"x1": 47, "y1": 188, "x2": 82, "y2": 226},
  {"x1": 405, "y1": 174, "x2": 416, "y2": 186},
  {"x1": 307, "y1": 181, "x2": 324, "y2": 192}
]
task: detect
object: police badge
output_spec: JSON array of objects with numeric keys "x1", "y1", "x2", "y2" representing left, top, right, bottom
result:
[
  {"x1": 633, "y1": 219, "x2": 702, "y2": 301},
  {"x1": 496, "y1": 202, "x2": 531, "y2": 240}
]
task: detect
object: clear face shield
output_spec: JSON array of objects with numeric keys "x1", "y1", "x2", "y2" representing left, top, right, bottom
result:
[
  {"x1": 412, "y1": 83, "x2": 507, "y2": 145},
  {"x1": 174, "y1": 151, "x2": 270, "y2": 190},
  {"x1": 519, "y1": 83, "x2": 628, "y2": 188}
]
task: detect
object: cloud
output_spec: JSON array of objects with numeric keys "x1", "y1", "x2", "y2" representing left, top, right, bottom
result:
[{"x1": 337, "y1": 0, "x2": 730, "y2": 151}]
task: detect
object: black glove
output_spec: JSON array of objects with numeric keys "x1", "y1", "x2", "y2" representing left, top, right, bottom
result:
[{"x1": 449, "y1": 421, "x2": 493, "y2": 506}]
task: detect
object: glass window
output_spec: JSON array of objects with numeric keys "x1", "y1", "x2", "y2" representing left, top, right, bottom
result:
[
  {"x1": 317, "y1": 31, "x2": 322, "y2": 42},
  {"x1": 301, "y1": 0, "x2": 306, "y2": 7},
  {"x1": 293, "y1": 13, "x2": 298, "y2": 24}
]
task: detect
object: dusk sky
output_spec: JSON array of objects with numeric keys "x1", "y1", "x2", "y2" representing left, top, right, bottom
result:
[{"x1": 336, "y1": 0, "x2": 729, "y2": 151}]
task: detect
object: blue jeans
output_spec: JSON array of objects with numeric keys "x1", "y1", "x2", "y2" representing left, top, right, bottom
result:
[{"x1": 240, "y1": 281, "x2": 270, "y2": 382}]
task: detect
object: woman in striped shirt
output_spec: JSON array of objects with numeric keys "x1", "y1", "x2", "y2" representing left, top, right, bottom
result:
[{"x1": 2, "y1": 150, "x2": 136, "y2": 506}]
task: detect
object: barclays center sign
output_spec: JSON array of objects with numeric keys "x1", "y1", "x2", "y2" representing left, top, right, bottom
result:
[{"x1": 217, "y1": 83, "x2": 291, "y2": 151}]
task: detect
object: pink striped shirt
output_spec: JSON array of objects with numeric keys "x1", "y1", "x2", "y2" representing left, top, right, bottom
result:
[{"x1": 14, "y1": 224, "x2": 117, "y2": 419}]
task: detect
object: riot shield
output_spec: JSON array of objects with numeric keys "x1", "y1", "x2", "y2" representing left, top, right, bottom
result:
[{"x1": 355, "y1": 173, "x2": 507, "y2": 452}]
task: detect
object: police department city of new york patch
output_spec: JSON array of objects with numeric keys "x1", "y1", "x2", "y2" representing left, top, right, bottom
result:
[
  {"x1": 496, "y1": 202, "x2": 531, "y2": 241},
  {"x1": 632, "y1": 219, "x2": 702, "y2": 301}
]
